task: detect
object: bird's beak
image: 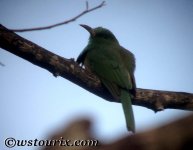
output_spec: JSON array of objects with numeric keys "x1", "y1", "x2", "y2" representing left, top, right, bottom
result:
[{"x1": 80, "y1": 24, "x2": 95, "y2": 37}]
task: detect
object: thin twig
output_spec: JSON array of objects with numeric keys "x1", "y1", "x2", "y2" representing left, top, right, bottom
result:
[
  {"x1": 10, "y1": 1, "x2": 105, "y2": 32},
  {"x1": 0, "y1": 61, "x2": 5, "y2": 67},
  {"x1": 86, "y1": 1, "x2": 89, "y2": 10}
]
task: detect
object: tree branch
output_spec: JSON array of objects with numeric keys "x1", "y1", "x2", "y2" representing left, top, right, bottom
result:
[
  {"x1": 0, "y1": 24, "x2": 193, "y2": 112},
  {"x1": 41, "y1": 114, "x2": 193, "y2": 150},
  {"x1": 95, "y1": 114, "x2": 193, "y2": 150},
  {"x1": 9, "y1": 1, "x2": 105, "y2": 32}
]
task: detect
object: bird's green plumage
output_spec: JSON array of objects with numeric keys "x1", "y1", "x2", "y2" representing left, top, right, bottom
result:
[
  {"x1": 77, "y1": 25, "x2": 136, "y2": 132},
  {"x1": 120, "y1": 90, "x2": 135, "y2": 132}
]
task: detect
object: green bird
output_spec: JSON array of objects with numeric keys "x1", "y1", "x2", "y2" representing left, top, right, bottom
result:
[{"x1": 77, "y1": 24, "x2": 136, "y2": 132}]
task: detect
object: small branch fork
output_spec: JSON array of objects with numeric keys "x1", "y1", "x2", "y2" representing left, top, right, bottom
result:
[{"x1": 9, "y1": 1, "x2": 105, "y2": 32}]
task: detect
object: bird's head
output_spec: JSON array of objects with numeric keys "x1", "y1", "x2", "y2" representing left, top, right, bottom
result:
[{"x1": 80, "y1": 24, "x2": 119, "y2": 43}]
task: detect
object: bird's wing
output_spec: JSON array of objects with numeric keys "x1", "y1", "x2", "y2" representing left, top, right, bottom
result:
[
  {"x1": 120, "y1": 47, "x2": 135, "y2": 72},
  {"x1": 119, "y1": 47, "x2": 136, "y2": 96},
  {"x1": 88, "y1": 53, "x2": 133, "y2": 91}
]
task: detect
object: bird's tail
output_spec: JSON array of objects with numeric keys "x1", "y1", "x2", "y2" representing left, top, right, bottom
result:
[{"x1": 120, "y1": 90, "x2": 135, "y2": 132}]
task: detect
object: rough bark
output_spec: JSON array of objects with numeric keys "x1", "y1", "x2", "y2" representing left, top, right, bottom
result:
[{"x1": 0, "y1": 24, "x2": 193, "y2": 112}]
